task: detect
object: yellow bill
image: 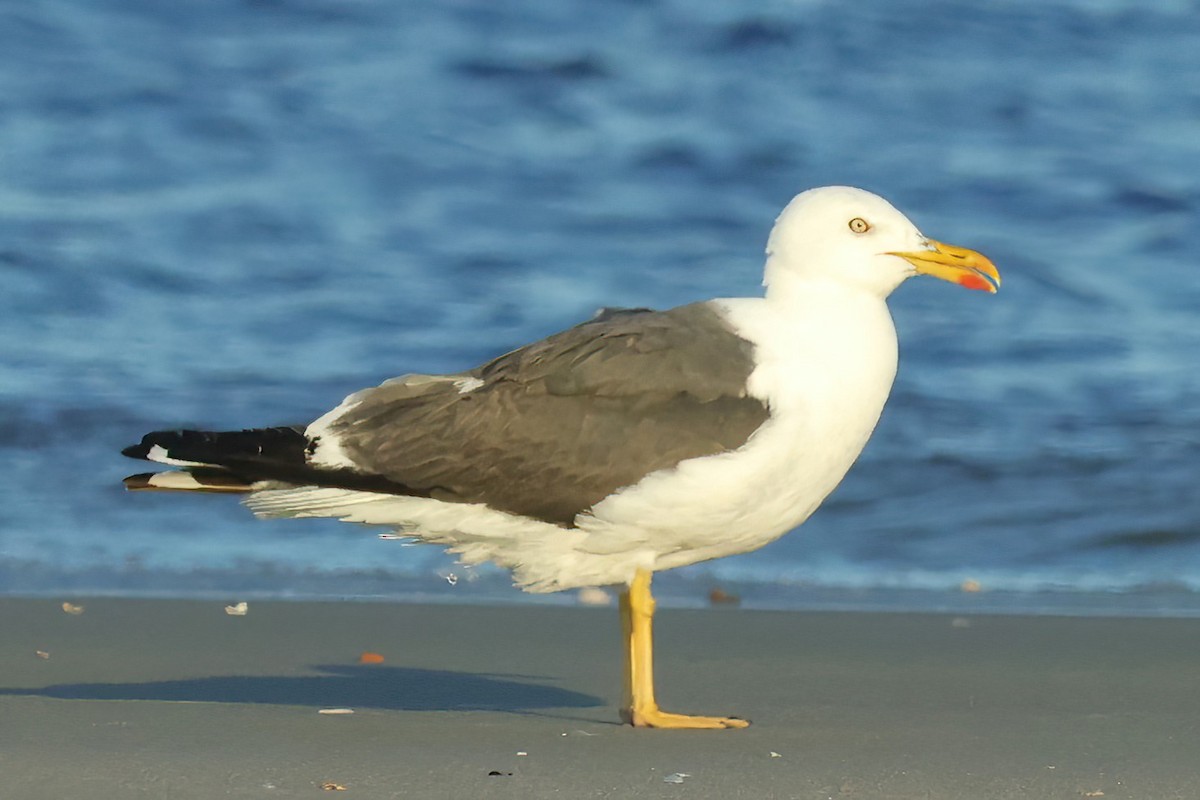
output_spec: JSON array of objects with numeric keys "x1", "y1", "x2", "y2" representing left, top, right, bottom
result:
[{"x1": 890, "y1": 239, "x2": 1001, "y2": 293}]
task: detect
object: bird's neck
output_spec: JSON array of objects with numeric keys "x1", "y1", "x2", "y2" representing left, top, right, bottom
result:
[
  {"x1": 763, "y1": 270, "x2": 891, "y2": 326},
  {"x1": 719, "y1": 277, "x2": 899, "y2": 413}
]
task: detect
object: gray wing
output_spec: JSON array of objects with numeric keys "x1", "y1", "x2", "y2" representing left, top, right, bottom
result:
[{"x1": 323, "y1": 302, "x2": 769, "y2": 526}]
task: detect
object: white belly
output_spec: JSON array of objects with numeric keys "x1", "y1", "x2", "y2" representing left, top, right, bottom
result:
[{"x1": 578, "y1": 293, "x2": 899, "y2": 575}]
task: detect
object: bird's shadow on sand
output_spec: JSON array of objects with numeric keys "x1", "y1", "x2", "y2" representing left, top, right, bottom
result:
[{"x1": 1, "y1": 664, "x2": 604, "y2": 715}]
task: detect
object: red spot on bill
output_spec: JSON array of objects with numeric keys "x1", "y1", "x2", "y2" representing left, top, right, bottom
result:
[{"x1": 958, "y1": 273, "x2": 995, "y2": 292}]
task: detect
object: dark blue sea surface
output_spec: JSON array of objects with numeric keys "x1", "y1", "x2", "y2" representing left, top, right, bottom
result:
[{"x1": 1, "y1": 0, "x2": 1198, "y2": 613}]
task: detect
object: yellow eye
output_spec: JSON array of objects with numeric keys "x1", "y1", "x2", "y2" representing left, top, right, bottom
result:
[{"x1": 848, "y1": 217, "x2": 870, "y2": 233}]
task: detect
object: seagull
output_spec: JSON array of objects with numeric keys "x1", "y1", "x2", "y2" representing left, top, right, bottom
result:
[{"x1": 122, "y1": 186, "x2": 1000, "y2": 729}]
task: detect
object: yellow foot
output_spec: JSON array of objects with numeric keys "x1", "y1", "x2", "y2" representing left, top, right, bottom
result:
[{"x1": 622, "y1": 707, "x2": 750, "y2": 729}]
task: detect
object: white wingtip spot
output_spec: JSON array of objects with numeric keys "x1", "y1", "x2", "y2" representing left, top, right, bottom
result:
[{"x1": 146, "y1": 445, "x2": 212, "y2": 468}]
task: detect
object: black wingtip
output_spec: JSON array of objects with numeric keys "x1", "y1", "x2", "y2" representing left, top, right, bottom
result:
[
  {"x1": 122, "y1": 429, "x2": 188, "y2": 460},
  {"x1": 122, "y1": 439, "x2": 151, "y2": 460}
]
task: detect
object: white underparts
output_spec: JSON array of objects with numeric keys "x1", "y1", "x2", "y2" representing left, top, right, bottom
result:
[{"x1": 244, "y1": 487, "x2": 606, "y2": 592}]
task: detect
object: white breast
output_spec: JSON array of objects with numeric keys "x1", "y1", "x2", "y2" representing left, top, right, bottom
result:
[{"x1": 577, "y1": 286, "x2": 899, "y2": 573}]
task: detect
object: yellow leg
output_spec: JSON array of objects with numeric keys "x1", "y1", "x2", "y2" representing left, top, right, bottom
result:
[
  {"x1": 617, "y1": 569, "x2": 749, "y2": 729},
  {"x1": 619, "y1": 588, "x2": 635, "y2": 715}
]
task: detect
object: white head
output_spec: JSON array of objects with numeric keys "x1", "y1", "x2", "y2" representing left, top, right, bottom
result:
[{"x1": 763, "y1": 186, "x2": 1000, "y2": 301}]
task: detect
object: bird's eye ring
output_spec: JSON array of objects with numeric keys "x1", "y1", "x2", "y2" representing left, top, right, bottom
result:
[{"x1": 848, "y1": 217, "x2": 870, "y2": 234}]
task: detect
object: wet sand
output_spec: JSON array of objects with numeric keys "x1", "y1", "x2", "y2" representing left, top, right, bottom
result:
[{"x1": 2, "y1": 597, "x2": 1197, "y2": 798}]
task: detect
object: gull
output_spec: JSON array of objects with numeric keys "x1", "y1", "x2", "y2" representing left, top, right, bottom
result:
[{"x1": 123, "y1": 186, "x2": 1000, "y2": 728}]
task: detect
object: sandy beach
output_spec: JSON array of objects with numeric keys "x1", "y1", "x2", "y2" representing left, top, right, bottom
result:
[{"x1": 2, "y1": 597, "x2": 1197, "y2": 799}]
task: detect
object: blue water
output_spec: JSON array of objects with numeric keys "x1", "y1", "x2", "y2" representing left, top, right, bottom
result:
[{"x1": 2, "y1": 0, "x2": 1198, "y2": 613}]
